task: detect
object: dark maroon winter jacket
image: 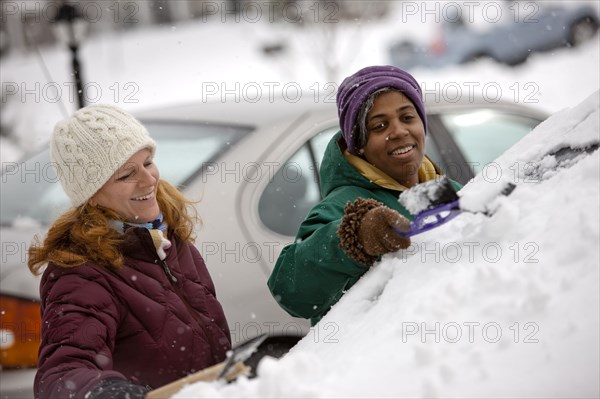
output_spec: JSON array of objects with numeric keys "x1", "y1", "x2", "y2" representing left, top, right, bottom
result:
[{"x1": 34, "y1": 227, "x2": 231, "y2": 399}]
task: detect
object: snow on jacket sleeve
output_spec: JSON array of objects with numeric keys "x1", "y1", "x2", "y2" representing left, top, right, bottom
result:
[
  {"x1": 268, "y1": 193, "x2": 369, "y2": 325},
  {"x1": 35, "y1": 264, "x2": 126, "y2": 399}
]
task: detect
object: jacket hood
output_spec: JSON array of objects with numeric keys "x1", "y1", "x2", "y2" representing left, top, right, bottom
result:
[{"x1": 319, "y1": 131, "x2": 381, "y2": 197}]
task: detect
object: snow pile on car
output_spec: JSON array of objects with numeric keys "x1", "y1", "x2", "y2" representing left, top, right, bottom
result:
[{"x1": 174, "y1": 90, "x2": 599, "y2": 398}]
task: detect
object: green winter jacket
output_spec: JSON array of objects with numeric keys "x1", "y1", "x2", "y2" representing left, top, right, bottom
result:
[{"x1": 267, "y1": 131, "x2": 460, "y2": 325}]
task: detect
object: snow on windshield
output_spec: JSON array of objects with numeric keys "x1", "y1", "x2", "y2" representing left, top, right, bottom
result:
[{"x1": 173, "y1": 91, "x2": 599, "y2": 398}]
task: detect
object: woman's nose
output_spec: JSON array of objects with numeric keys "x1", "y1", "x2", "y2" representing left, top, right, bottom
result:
[
  {"x1": 138, "y1": 166, "x2": 157, "y2": 187},
  {"x1": 387, "y1": 120, "x2": 410, "y2": 140}
]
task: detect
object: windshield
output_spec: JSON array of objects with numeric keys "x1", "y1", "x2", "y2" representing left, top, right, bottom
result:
[{"x1": 0, "y1": 121, "x2": 251, "y2": 226}]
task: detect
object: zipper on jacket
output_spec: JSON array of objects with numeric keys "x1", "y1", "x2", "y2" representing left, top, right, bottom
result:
[
  {"x1": 156, "y1": 258, "x2": 178, "y2": 283},
  {"x1": 156, "y1": 254, "x2": 227, "y2": 363}
]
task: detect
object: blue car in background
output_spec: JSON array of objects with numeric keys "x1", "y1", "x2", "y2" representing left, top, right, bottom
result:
[{"x1": 390, "y1": 3, "x2": 599, "y2": 69}]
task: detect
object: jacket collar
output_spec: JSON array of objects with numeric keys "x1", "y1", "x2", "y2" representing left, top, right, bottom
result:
[
  {"x1": 343, "y1": 150, "x2": 442, "y2": 192},
  {"x1": 120, "y1": 227, "x2": 172, "y2": 264}
]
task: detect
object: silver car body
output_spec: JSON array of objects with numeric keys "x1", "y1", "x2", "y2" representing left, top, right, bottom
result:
[{"x1": 0, "y1": 96, "x2": 548, "y2": 397}]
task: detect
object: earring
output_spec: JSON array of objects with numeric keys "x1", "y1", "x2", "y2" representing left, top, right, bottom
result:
[{"x1": 358, "y1": 148, "x2": 365, "y2": 155}]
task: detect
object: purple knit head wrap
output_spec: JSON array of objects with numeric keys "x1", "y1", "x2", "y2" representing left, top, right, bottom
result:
[{"x1": 336, "y1": 65, "x2": 427, "y2": 154}]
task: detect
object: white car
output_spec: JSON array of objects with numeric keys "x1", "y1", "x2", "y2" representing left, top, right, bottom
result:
[{"x1": 0, "y1": 96, "x2": 547, "y2": 397}]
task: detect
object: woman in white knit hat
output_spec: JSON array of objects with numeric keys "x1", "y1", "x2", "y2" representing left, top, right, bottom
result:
[{"x1": 28, "y1": 105, "x2": 231, "y2": 399}]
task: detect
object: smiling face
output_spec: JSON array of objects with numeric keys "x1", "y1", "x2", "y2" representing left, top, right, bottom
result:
[
  {"x1": 91, "y1": 149, "x2": 160, "y2": 223},
  {"x1": 362, "y1": 90, "x2": 426, "y2": 188}
]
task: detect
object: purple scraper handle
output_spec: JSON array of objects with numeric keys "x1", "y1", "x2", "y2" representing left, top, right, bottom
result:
[{"x1": 395, "y1": 200, "x2": 461, "y2": 238}]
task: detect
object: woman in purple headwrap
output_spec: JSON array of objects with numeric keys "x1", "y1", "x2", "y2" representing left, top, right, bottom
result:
[{"x1": 268, "y1": 66, "x2": 461, "y2": 325}]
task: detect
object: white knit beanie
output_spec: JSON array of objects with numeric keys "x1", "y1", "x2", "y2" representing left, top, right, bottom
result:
[{"x1": 51, "y1": 104, "x2": 157, "y2": 207}]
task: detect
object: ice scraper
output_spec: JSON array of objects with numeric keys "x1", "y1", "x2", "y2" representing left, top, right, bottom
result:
[
  {"x1": 395, "y1": 175, "x2": 515, "y2": 237},
  {"x1": 146, "y1": 333, "x2": 268, "y2": 398}
]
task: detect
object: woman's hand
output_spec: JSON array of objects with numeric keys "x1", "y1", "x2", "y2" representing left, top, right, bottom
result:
[
  {"x1": 358, "y1": 206, "x2": 411, "y2": 257},
  {"x1": 337, "y1": 198, "x2": 411, "y2": 266}
]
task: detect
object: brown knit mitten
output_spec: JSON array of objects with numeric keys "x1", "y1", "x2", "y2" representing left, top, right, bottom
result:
[{"x1": 337, "y1": 198, "x2": 411, "y2": 266}]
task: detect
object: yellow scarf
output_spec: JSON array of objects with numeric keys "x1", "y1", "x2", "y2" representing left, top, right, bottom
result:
[{"x1": 344, "y1": 150, "x2": 442, "y2": 192}]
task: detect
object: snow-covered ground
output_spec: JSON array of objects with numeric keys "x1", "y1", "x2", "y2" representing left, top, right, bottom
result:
[{"x1": 171, "y1": 90, "x2": 600, "y2": 399}]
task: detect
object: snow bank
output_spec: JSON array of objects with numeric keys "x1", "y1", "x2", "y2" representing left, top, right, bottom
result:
[{"x1": 172, "y1": 92, "x2": 600, "y2": 398}]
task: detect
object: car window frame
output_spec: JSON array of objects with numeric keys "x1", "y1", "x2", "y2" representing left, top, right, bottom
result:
[{"x1": 426, "y1": 113, "x2": 474, "y2": 184}]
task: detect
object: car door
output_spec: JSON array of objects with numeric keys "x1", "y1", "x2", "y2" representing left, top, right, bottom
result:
[
  {"x1": 183, "y1": 108, "x2": 337, "y2": 344},
  {"x1": 237, "y1": 109, "x2": 339, "y2": 258},
  {"x1": 213, "y1": 102, "x2": 545, "y2": 344}
]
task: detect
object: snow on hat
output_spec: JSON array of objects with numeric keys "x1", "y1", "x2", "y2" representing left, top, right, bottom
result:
[
  {"x1": 51, "y1": 104, "x2": 157, "y2": 207},
  {"x1": 336, "y1": 65, "x2": 427, "y2": 154}
]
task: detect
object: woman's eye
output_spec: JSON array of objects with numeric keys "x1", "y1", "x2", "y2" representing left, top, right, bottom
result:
[
  {"x1": 369, "y1": 122, "x2": 386, "y2": 132},
  {"x1": 144, "y1": 161, "x2": 153, "y2": 168},
  {"x1": 117, "y1": 168, "x2": 136, "y2": 181}
]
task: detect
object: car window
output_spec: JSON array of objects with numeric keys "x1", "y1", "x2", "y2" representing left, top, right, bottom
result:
[
  {"x1": 423, "y1": 135, "x2": 444, "y2": 170},
  {"x1": 309, "y1": 127, "x2": 341, "y2": 170},
  {"x1": 440, "y1": 110, "x2": 541, "y2": 174},
  {"x1": 258, "y1": 126, "x2": 338, "y2": 236},
  {"x1": 258, "y1": 126, "x2": 451, "y2": 236},
  {"x1": 143, "y1": 123, "x2": 249, "y2": 187},
  {"x1": 0, "y1": 122, "x2": 251, "y2": 226}
]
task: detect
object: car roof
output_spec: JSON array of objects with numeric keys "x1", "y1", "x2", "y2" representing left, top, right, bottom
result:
[
  {"x1": 133, "y1": 95, "x2": 549, "y2": 126},
  {"x1": 424, "y1": 97, "x2": 548, "y2": 119},
  {"x1": 133, "y1": 95, "x2": 335, "y2": 127}
]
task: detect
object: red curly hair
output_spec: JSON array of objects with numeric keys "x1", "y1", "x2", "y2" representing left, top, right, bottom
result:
[{"x1": 28, "y1": 179, "x2": 199, "y2": 275}]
